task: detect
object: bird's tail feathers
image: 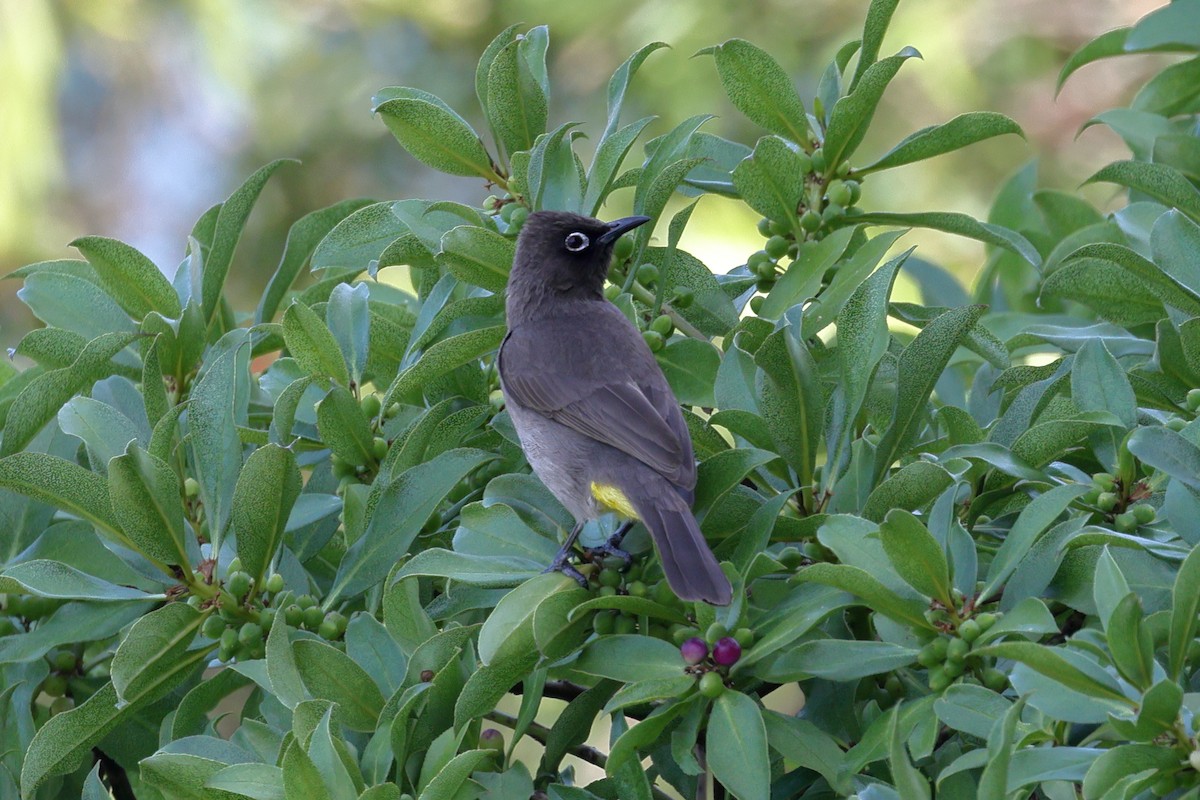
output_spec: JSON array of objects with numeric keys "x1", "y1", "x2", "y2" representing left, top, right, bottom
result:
[{"x1": 625, "y1": 481, "x2": 732, "y2": 606}]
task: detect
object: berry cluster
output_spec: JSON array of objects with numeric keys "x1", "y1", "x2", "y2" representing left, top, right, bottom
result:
[
  {"x1": 586, "y1": 560, "x2": 680, "y2": 641},
  {"x1": 485, "y1": 195, "x2": 530, "y2": 235},
  {"x1": 675, "y1": 623, "x2": 754, "y2": 699},
  {"x1": 916, "y1": 609, "x2": 1004, "y2": 692},
  {"x1": 329, "y1": 393, "x2": 392, "y2": 494},
  {"x1": 1080, "y1": 470, "x2": 1156, "y2": 533}
]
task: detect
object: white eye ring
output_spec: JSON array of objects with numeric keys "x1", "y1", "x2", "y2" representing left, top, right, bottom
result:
[{"x1": 564, "y1": 232, "x2": 590, "y2": 252}]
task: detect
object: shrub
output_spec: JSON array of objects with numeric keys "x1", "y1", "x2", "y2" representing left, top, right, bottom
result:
[{"x1": 4, "y1": 1, "x2": 1200, "y2": 798}]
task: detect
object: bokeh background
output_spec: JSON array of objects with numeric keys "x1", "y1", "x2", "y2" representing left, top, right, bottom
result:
[{"x1": 0, "y1": 0, "x2": 1171, "y2": 350}]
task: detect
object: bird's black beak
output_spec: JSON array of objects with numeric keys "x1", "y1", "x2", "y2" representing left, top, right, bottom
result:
[{"x1": 598, "y1": 215, "x2": 651, "y2": 245}]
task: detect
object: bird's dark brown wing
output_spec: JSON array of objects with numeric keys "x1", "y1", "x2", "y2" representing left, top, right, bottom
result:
[{"x1": 499, "y1": 310, "x2": 696, "y2": 489}]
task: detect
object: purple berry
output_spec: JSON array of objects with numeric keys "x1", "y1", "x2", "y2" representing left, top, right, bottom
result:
[
  {"x1": 712, "y1": 636, "x2": 742, "y2": 666},
  {"x1": 680, "y1": 637, "x2": 708, "y2": 665}
]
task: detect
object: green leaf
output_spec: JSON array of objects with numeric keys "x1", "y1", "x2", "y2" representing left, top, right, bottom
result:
[
  {"x1": 584, "y1": 116, "x2": 656, "y2": 216},
  {"x1": 1126, "y1": 0, "x2": 1200, "y2": 51},
  {"x1": 201, "y1": 160, "x2": 295, "y2": 327},
  {"x1": 655, "y1": 337, "x2": 721, "y2": 407},
  {"x1": 57, "y1": 395, "x2": 142, "y2": 474},
  {"x1": 205, "y1": 763, "x2": 285, "y2": 800},
  {"x1": 861, "y1": 459, "x2": 953, "y2": 523},
  {"x1": 283, "y1": 300, "x2": 351, "y2": 386},
  {"x1": 707, "y1": 691, "x2": 770, "y2": 800},
  {"x1": 879, "y1": 509, "x2": 952, "y2": 604},
  {"x1": 311, "y1": 201, "x2": 408, "y2": 272},
  {"x1": 1080, "y1": 744, "x2": 1179, "y2": 800},
  {"x1": 0, "y1": 560, "x2": 157, "y2": 602},
  {"x1": 1106, "y1": 593, "x2": 1154, "y2": 690},
  {"x1": 763, "y1": 711, "x2": 847, "y2": 793},
  {"x1": 873, "y1": 305, "x2": 986, "y2": 481},
  {"x1": 973, "y1": 642, "x2": 1133, "y2": 707},
  {"x1": 71, "y1": 236, "x2": 181, "y2": 319},
  {"x1": 329, "y1": 449, "x2": 492, "y2": 602},
  {"x1": 395, "y1": 548, "x2": 541, "y2": 587},
  {"x1": 1056, "y1": 28, "x2": 1131, "y2": 92},
  {"x1": 1168, "y1": 545, "x2": 1200, "y2": 681},
  {"x1": 824, "y1": 48, "x2": 921, "y2": 169},
  {"x1": 1134, "y1": 56, "x2": 1200, "y2": 116},
  {"x1": 232, "y1": 444, "x2": 301, "y2": 585},
  {"x1": 1086, "y1": 160, "x2": 1200, "y2": 222},
  {"x1": 293, "y1": 639, "x2": 385, "y2": 731},
  {"x1": 983, "y1": 483, "x2": 1091, "y2": 599},
  {"x1": 731, "y1": 135, "x2": 806, "y2": 224},
  {"x1": 801, "y1": 230, "x2": 908, "y2": 338},
  {"x1": 326, "y1": 282, "x2": 371, "y2": 387},
  {"x1": 849, "y1": 0, "x2": 900, "y2": 91},
  {"x1": 0, "y1": 453, "x2": 125, "y2": 543},
  {"x1": 266, "y1": 607, "x2": 307, "y2": 710},
  {"x1": 20, "y1": 657, "x2": 209, "y2": 794},
  {"x1": 1061, "y1": 241, "x2": 1200, "y2": 317},
  {"x1": 1071, "y1": 338, "x2": 1136, "y2": 427},
  {"x1": 110, "y1": 602, "x2": 204, "y2": 705},
  {"x1": 436, "y1": 225, "x2": 514, "y2": 293},
  {"x1": 977, "y1": 697, "x2": 1025, "y2": 800},
  {"x1": 1, "y1": 330, "x2": 140, "y2": 457},
  {"x1": 108, "y1": 442, "x2": 192, "y2": 569},
  {"x1": 375, "y1": 90, "x2": 496, "y2": 180},
  {"x1": 382, "y1": 325, "x2": 505, "y2": 407},
  {"x1": 889, "y1": 702, "x2": 931, "y2": 800},
  {"x1": 798, "y1": 563, "x2": 933, "y2": 629},
  {"x1": 643, "y1": 247, "x2": 739, "y2": 337},
  {"x1": 710, "y1": 39, "x2": 809, "y2": 143},
  {"x1": 573, "y1": 635, "x2": 684, "y2": 683},
  {"x1": 188, "y1": 340, "x2": 249, "y2": 547},
  {"x1": 860, "y1": 112, "x2": 1023, "y2": 174},
  {"x1": 838, "y1": 210, "x2": 1039, "y2": 265},
  {"x1": 17, "y1": 271, "x2": 135, "y2": 341},
  {"x1": 316, "y1": 384, "x2": 376, "y2": 468},
  {"x1": 761, "y1": 225, "x2": 858, "y2": 320},
  {"x1": 1128, "y1": 426, "x2": 1200, "y2": 492},
  {"x1": 486, "y1": 37, "x2": 548, "y2": 159},
  {"x1": 776, "y1": 639, "x2": 918, "y2": 681},
  {"x1": 258, "y1": 198, "x2": 374, "y2": 322},
  {"x1": 1041, "y1": 258, "x2": 1166, "y2": 327},
  {"x1": 417, "y1": 750, "x2": 494, "y2": 800},
  {"x1": 754, "y1": 323, "x2": 823, "y2": 489},
  {"x1": 934, "y1": 684, "x2": 1012, "y2": 739}
]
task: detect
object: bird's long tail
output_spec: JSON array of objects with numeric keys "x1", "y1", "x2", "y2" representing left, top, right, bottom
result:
[{"x1": 624, "y1": 479, "x2": 732, "y2": 606}]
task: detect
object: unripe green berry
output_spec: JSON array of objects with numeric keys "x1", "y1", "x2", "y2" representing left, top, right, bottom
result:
[
  {"x1": 768, "y1": 219, "x2": 791, "y2": 237},
  {"x1": 754, "y1": 258, "x2": 777, "y2": 279},
  {"x1": 796, "y1": 152, "x2": 813, "y2": 175},
  {"x1": 706, "y1": 623, "x2": 728, "y2": 644},
  {"x1": 296, "y1": 594, "x2": 315, "y2": 610},
  {"x1": 284, "y1": 604, "x2": 303, "y2": 627},
  {"x1": 614, "y1": 234, "x2": 635, "y2": 260},
  {"x1": 810, "y1": 148, "x2": 826, "y2": 173},
  {"x1": 943, "y1": 659, "x2": 965, "y2": 678},
  {"x1": 360, "y1": 394, "x2": 382, "y2": 419},
  {"x1": 1114, "y1": 511, "x2": 1138, "y2": 532},
  {"x1": 614, "y1": 615, "x2": 637, "y2": 635},
  {"x1": 603, "y1": 284, "x2": 621, "y2": 301},
  {"x1": 734, "y1": 628, "x2": 755, "y2": 648},
  {"x1": 52, "y1": 650, "x2": 77, "y2": 672},
  {"x1": 765, "y1": 235, "x2": 789, "y2": 260},
  {"x1": 202, "y1": 615, "x2": 226, "y2": 640},
  {"x1": 826, "y1": 180, "x2": 852, "y2": 208},
  {"x1": 976, "y1": 612, "x2": 998, "y2": 631},
  {"x1": 227, "y1": 571, "x2": 251, "y2": 600},
  {"x1": 672, "y1": 287, "x2": 694, "y2": 308},
  {"x1": 650, "y1": 315, "x2": 674, "y2": 336},
  {"x1": 930, "y1": 637, "x2": 949, "y2": 660},
  {"x1": 947, "y1": 637, "x2": 970, "y2": 663},
  {"x1": 508, "y1": 206, "x2": 529, "y2": 229},
  {"x1": 220, "y1": 628, "x2": 238, "y2": 652},
  {"x1": 749, "y1": 296, "x2": 765, "y2": 315},
  {"x1": 1096, "y1": 492, "x2": 1119, "y2": 512},
  {"x1": 755, "y1": 277, "x2": 775, "y2": 293},
  {"x1": 1092, "y1": 472, "x2": 1116, "y2": 492},
  {"x1": 372, "y1": 436, "x2": 389, "y2": 461},
  {"x1": 1167, "y1": 416, "x2": 1188, "y2": 431},
  {"x1": 799, "y1": 209, "x2": 821, "y2": 232},
  {"x1": 699, "y1": 671, "x2": 726, "y2": 698},
  {"x1": 598, "y1": 585, "x2": 618, "y2": 597},
  {"x1": 636, "y1": 263, "x2": 659, "y2": 285},
  {"x1": 627, "y1": 581, "x2": 648, "y2": 598},
  {"x1": 1132, "y1": 503, "x2": 1156, "y2": 524},
  {"x1": 845, "y1": 180, "x2": 862, "y2": 205},
  {"x1": 479, "y1": 728, "x2": 505, "y2": 754},
  {"x1": 184, "y1": 477, "x2": 200, "y2": 498},
  {"x1": 917, "y1": 643, "x2": 940, "y2": 668},
  {"x1": 837, "y1": 160, "x2": 851, "y2": 178},
  {"x1": 778, "y1": 546, "x2": 804, "y2": 568},
  {"x1": 927, "y1": 665, "x2": 951, "y2": 692},
  {"x1": 748, "y1": 249, "x2": 771, "y2": 266},
  {"x1": 42, "y1": 674, "x2": 68, "y2": 697},
  {"x1": 822, "y1": 203, "x2": 844, "y2": 223},
  {"x1": 983, "y1": 668, "x2": 1008, "y2": 692},
  {"x1": 303, "y1": 606, "x2": 325, "y2": 630},
  {"x1": 238, "y1": 622, "x2": 263, "y2": 647},
  {"x1": 266, "y1": 573, "x2": 285, "y2": 594},
  {"x1": 318, "y1": 619, "x2": 339, "y2": 640},
  {"x1": 1187, "y1": 388, "x2": 1200, "y2": 412},
  {"x1": 593, "y1": 611, "x2": 616, "y2": 635},
  {"x1": 959, "y1": 619, "x2": 981, "y2": 643},
  {"x1": 757, "y1": 218, "x2": 773, "y2": 237},
  {"x1": 642, "y1": 330, "x2": 665, "y2": 352}
]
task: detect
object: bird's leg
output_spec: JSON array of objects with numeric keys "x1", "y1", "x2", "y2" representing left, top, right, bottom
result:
[
  {"x1": 545, "y1": 522, "x2": 588, "y2": 588},
  {"x1": 584, "y1": 520, "x2": 634, "y2": 568}
]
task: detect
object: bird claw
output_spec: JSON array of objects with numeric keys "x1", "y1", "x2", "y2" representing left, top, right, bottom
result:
[
  {"x1": 583, "y1": 522, "x2": 634, "y2": 568},
  {"x1": 544, "y1": 555, "x2": 589, "y2": 588}
]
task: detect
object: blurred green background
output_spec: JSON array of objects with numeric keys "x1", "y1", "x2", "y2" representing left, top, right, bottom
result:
[{"x1": 0, "y1": 0, "x2": 1168, "y2": 349}]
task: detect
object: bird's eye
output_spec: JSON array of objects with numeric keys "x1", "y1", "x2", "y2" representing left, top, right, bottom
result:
[{"x1": 564, "y1": 232, "x2": 590, "y2": 252}]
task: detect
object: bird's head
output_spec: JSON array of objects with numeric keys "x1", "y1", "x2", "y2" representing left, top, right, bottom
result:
[{"x1": 511, "y1": 211, "x2": 650, "y2": 297}]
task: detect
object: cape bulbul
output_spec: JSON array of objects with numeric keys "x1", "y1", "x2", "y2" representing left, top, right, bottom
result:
[{"x1": 498, "y1": 210, "x2": 732, "y2": 605}]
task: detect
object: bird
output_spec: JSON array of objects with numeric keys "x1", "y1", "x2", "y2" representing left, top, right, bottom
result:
[{"x1": 497, "y1": 210, "x2": 732, "y2": 605}]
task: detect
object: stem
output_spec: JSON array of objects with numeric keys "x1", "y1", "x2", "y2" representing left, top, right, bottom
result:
[{"x1": 628, "y1": 281, "x2": 706, "y2": 340}]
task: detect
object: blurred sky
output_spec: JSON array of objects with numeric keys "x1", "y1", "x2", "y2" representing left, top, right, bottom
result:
[{"x1": 0, "y1": 0, "x2": 1171, "y2": 348}]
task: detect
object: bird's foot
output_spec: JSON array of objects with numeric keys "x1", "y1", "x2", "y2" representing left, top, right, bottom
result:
[
  {"x1": 544, "y1": 523, "x2": 589, "y2": 588},
  {"x1": 583, "y1": 522, "x2": 634, "y2": 568}
]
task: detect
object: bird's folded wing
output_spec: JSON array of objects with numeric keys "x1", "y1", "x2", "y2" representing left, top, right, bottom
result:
[{"x1": 502, "y1": 371, "x2": 689, "y2": 483}]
